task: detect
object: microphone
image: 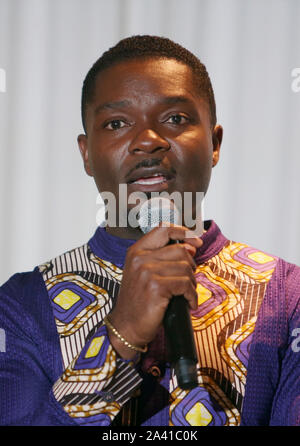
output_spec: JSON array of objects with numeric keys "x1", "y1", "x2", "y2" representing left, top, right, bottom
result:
[{"x1": 137, "y1": 197, "x2": 198, "y2": 390}]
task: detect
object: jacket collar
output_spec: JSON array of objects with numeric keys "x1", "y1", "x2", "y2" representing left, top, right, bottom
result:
[{"x1": 88, "y1": 220, "x2": 228, "y2": 268}]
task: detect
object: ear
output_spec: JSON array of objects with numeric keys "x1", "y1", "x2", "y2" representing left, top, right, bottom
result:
[
  {"x1": 212, "y1": 124, "x2": 223, "y2": 167},
  {"x1": 77, "y1": 134, "x2": 93, "y2": 177}
]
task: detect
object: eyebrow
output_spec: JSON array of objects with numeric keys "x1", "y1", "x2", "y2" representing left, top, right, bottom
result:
[
  {"x1": 94, "y1": 100, "x2": 131, "y2": 115},
  {"x1": 159, "y1": 96, "x2": 191, "y2": 106},
  {"x1": 94, "y1": 95, "x2": 192, "y2": 116}
]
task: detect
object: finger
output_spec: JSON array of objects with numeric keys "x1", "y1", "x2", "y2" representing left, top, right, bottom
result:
[
  {"x1": 141, "y1": 243, "x2": 198, "y2": 268},
  {"x1": 159, "y1": 276, "x2": 198, "y2": 310},
  {"x1": 135, "y1": 224, "x2": 203, "y2": 251},
  {"x1": 142, "y1": 261, "x2": 197, "y2": 286}
]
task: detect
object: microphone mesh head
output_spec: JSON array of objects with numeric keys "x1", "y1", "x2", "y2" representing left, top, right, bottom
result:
[{"x1": 137, "y1": 197, "x2": 181, "y2": 234}]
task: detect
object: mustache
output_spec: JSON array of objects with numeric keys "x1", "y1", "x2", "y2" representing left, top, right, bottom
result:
[
  {"x1": 133, "y1": 158, "x2": 162, "y2": 170},
  {"x1": 127, "y1": 158, "x2": 176, "y2": 177}
]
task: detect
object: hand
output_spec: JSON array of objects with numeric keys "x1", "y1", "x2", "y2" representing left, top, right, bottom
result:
[{"x1": 107, "y1": 224, "x2": 203, "y2": 359}]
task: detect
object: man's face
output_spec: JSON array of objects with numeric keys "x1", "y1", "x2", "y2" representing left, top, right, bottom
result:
[{"x1": 78, "y1": 57, "x2": 223, "y2": 239}]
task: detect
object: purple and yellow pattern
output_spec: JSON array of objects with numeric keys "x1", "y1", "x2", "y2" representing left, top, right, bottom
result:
[
  {"x1": 39, "y1": 237, "x2": 278, "y2": 426},
  {"x1": 169, "y1": 242, "x2": 278, "y2": 426}
]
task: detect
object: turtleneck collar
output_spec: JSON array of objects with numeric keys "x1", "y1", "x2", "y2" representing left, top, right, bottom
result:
[{"x1": 88, "y1": 220, "x2": 228, "y2": 269}]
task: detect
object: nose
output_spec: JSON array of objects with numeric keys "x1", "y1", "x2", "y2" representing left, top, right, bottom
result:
[{"x1": 128, "y1": 128, "x2": 170, "y2": 154}]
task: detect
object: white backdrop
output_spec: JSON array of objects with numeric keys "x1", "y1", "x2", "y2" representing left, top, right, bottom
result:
[{"x1": 0, "y1": 0, "x2": 300, "y2": 284}]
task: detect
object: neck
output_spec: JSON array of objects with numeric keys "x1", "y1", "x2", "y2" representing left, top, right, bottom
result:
[
  {"x1": 105, "y1": 223, "x2": 205, "y2": 241},
  {"x1": 106, "y1": 225, "x2": 143, "y2": 241}
]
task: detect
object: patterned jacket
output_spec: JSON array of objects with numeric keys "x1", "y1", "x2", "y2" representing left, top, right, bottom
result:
[{"x1": 0, "y1": 221, "x2": 299, "y2": 425}]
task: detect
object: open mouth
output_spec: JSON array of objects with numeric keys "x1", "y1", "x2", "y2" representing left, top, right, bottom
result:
[
  {"x1": 130, "y1": 173, "x2": 168, "y2": 185},
  {"x1": 125, "y1": 164, "x2": 176, "y2": 192}
]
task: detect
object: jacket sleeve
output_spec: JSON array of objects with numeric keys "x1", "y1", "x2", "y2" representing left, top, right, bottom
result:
[
  {"x1": 0, "y1": 271, "x2": 142, "y2": 426},
  {"x1": 52, "y1": 322, "x2": 143, "y2": 426},
  {"x1": 269, "y1": 262, "x2": 300, "y2": 426}
]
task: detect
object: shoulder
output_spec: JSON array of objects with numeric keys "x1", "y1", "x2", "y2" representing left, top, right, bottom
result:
[
  {"x1": 38, "y1": 242, "x2": 89, "y2": 277},
  {"x1": 220, "y1": 239, "x2": 300, "y2": 314},
  {"x1": 211, "y1": 238, "x2": 300, "y2": 302},
  {"x1": 0, "y1": 241, "x2": 91, "y2": 319},
  {"x1": 38, "y1": 240, "x2": 123, "y2": 284},
  {"x1": 281, "y1": 260, "x2": 300, "y2": 320},
  {"x1": 211, "y1": 239, "x2": 281, "y2": 284},
  {"x1": 0, "y1": 268, "x2": 44, "y2": 305},
  {"x1": 0, "y1": 241, "x2": 95, "y2": 341},
  {"x1": 0, "y1": 268, "x2": 48, "y2": 342}
]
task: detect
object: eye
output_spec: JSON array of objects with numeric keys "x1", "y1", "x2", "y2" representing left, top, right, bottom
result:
[
  {"x1": 105, "y1": 119, "x2": 127, "y2": 130},
  {"x1": 165, "y1": 114, "x2": 189, "y2": 125}
]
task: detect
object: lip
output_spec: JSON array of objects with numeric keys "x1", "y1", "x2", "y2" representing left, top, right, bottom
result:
[
  {"x1": 127, "y1": 176, "x2": 175, "y2": 192},
  {"x1": 126, "y1": 166, "x2": 176, "y2": 184}
]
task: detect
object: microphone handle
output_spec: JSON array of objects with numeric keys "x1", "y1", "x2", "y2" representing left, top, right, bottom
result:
[{"x1": 163, "y1": 294, "x2": 198, "y2": 390}]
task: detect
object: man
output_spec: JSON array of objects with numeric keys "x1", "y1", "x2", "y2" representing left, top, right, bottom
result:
[{"x1": 0, "y1": 35, "x2": 299, "y2": 426}]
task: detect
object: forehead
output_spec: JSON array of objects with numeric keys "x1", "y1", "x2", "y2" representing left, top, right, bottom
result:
[{"x1": 91, "y1": 57, "x2": 200, "y2": 106}]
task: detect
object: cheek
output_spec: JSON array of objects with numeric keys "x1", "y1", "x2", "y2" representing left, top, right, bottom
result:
[
  {"x1": 174, "y1": 133, "x2": 213, "y2": 186},
  {"x1": 89, "y1": 150, "x2": 119, "y2": 191},
  {"x1": 187, "y1": 155, "x2": 212, "y2": 193}
]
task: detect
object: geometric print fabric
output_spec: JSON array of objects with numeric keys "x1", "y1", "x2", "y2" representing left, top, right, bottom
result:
[{"x1": 39, "y1": 239, "x2": 278, "y2": 426}]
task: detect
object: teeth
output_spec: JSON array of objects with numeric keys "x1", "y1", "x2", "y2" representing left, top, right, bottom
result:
[{"x1": 133, "y1": 175, "x2": 166, "y2": 185}]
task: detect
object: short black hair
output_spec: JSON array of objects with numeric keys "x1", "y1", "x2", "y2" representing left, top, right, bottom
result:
[{"x1": 81, "y1": 35, "x2": 217, "y2": 133}]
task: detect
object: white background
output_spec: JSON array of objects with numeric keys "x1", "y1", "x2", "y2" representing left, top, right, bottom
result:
[{"x1": 0, "y1": 0, "x2": 300, "y2": 284}]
